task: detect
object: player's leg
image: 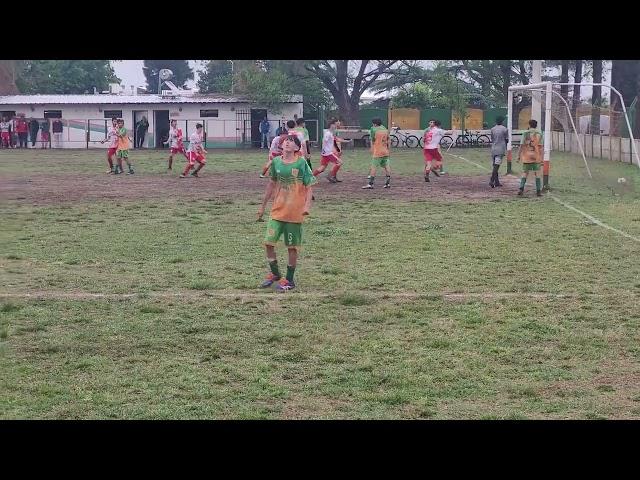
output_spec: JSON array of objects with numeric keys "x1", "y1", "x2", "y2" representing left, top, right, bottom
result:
[
  {"x1": 518, "y1": 168, "x2": 529, "y2": 195},
  {"x1": 106, "y1": 149, "x2": 114, "y2": 174},
  {"x1": 123, "y1": 151, "x2": 134, "y2": 174},
  {"x1": 181, "y1": 152, "x2": 194, "y2": 177},
  {"x1": 424, "y1": 149, "x2": 432, "y2": 182},
  {"x1": 534, "y1": 169, "x2": 542, "y2": 196},
  {"x1": 275, "y1": 223, "x2": 301, "y2": 292},
  {"x1": 363, "y1": 162, "x2": 377, "y2": 189},
  {"x1": 328, "y1": 155, "x2": 343, "y2": 183},
  {"x1": 494, "y1": 156, "x2": 503, "y2": 187},
  {"x1": 192, "y1": 157, "x2": 205, "y2": 176},
  {"x1": 168, "y1": 152, "x2": 174, "y2": 171},
  {"x1": 382, "y1": 158, "x2": 391, "y2": 188},
  {"x1": 312, "y1": 156, "x2": 330, "y2": 176},
  {"x1": 261, "y1": 220, "x2": 284, "y2": 287}
]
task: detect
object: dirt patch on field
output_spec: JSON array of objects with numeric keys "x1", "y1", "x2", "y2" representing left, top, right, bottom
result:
[{"x1": 0, "y1": 171, "x2": 523, "y2": 206}]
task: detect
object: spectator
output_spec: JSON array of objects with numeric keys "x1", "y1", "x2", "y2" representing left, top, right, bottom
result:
[
  {"x1": 259, "y1": 116, "x2": 270, "y2": 148},
  {"x1": 40, "y1": 119, "x2": 50, "y2": 149},
  {"x1": 275, "y1": 123, "x2": 285, "y2": 136},
  {"x1": 10, "y1": 118, "x2": 17, "y2": 148},
  {"x1": 15, "y1": 115, "x2": 28, "y2": 148},
  {"x1": 29, "y1": 117, "x2": 40, "y2": 147},
  {"x1": 52, "y1": 118, "x2": 64, "y2": 148},
  {"x1": 136, "y1": 116, "x2": 149, "y2": 148},
  {"x1": 0, "y1": 117, "x2": 10, "y2": 148}
]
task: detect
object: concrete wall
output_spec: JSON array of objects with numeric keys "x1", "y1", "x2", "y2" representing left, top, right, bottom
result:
[{"x1": 550, "y1": 130, "x2": 640, "y2": 165}]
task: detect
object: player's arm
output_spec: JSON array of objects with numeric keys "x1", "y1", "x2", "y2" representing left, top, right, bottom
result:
[
  {"x1": 257, "y1": 179, "x2": 276, "y2": 221},
  {"x1": 303, "y1": 186, "x2": 313, "y2": 216}
]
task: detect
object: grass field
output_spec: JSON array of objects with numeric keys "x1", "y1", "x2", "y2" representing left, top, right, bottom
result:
[{"x1": 1, "y1": 146, "x2": 639, "y2": 419}]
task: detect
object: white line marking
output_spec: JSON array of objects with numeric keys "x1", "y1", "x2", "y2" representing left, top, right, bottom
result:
[
  {"x1": 445, "y1": 152, "x2": 640, "y2": 244},
  {"x1": 549, "y1": 194, "x2": 640, "y2": 244}
]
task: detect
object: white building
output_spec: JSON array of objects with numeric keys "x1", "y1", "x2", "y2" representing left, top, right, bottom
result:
[{"x1": 0, "y1": 92, "x2": 303, "y2": 148}]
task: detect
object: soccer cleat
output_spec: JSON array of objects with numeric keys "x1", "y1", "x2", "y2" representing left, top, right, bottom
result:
[
  {"x1": 495, "y1": 182, "x2": 503, "y2": 187},
  {"x1": 259, "y1": 174, "x2": 266, "y2": 178},
  {"x1": 328, "y1": 176, "x2": 337, "y2": 183},
  {"x1": 127, "y1": 169, "x2": 134, "y2": 175},
  {"x1": 490, "y1": 182, "x2": 495, "y2": 188},
  {"x1": 517, "y1": 189, "x2": 524, "y2": 196},
  {"x1": 179, "y1": 174, "x2": 187, "y2": 178},
  {"x1": 275, "y1": 278, "x2": 295, "y2": 292},
  {"x1": 260, "y1": 272, "x2": 281, "y2": 288},
  {"x1": 536, "y1": 191, "x2": 542, "y2": 197},
  {"x1": 362, "y1": 184, "x2": 374, "y2": 189},
  {"x1": 106, "y1": 169, "x2": 113, "y2": 174},
  {"x1": 424, "y1": 175, "x2": 430, "y2": 182},
  {"x1": 431, "y1": 168, "x2": 441, "y2": 177},
  {"x1": 334, "y1": 177, "x2": 343, "y2": 182},
  {"x1": 383, "y1": 183, "x2": 391, "y2": 189}
]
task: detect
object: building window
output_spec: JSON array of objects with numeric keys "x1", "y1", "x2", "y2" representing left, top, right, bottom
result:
[
  {"x1": 104, "y1": 110, "x2": 123, "y2": 119},
  {"x1": 200, "y1": 109, "x2": 219, "y2": 117},
  {"x1": 44, "y1": 110, "x2": 63, "y2": 119}
]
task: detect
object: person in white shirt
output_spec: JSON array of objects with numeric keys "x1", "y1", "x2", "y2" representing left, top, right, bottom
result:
[
  {"x1": 422, "y1": 119, "x2": 453, "y2": 182},
  {"x1": 180, "y1": 123, "x2": 207, "y2": 178},
  {"x1": 312, "y1": 118, "x2": 351, "y2": 183},
  {"x1": 99, "y1": 117, "x2": 119, "y2": 173},
  {"x1": 163, "y1": 119, "x2": 188, "y2": 171}
]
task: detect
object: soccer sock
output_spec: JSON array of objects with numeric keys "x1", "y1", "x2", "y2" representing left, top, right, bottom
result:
[
  {"x1": 194, "y1": 163, "x2": 204, "y2": 173},
  {"x1": 385, "y1": 175, "x2": 391, "y2": 186},
  {"x1": 286, "y1": 265, "x2": 295, "y2": 283},
  {"x1": 306, "y1": 158, "x2": 312, "y2": 169},
  {"x1": 330, "y1": 163, "x2": 342, "y2": 177},
  {"x1": 519, "y1": 177, "x2": 526, "y2": 190},
  {"x1": 312, "y1": 168, "x2": 320, "y2": 176},
  {"x1": 182, "y1": 164, "x2": 191, "y2": 176},
  {"x1": 269, "y1": 260, "x2": 281, "y2": 277},
  {"x1": 262, "y1": 164, "x2": 269, "y2": 175},
  {"x1": 368, "y1": 175, "x2": 375, "y2": 185},
  {"x1": 168, "y1": 157, "x2": 173, "y2": 169},
  {"x1": 535, "y1": 177, "x2": 541, "y2": 192}
]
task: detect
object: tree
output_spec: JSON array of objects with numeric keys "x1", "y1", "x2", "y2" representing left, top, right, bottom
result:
[
  {"x1": 15, "y1": 60, "x2": 119, "y2": 94},
  {"x1": 302, "y1": 61, "x2": 403, "y2": 125},
  {"x1": 143, "y1": 60, "x2": 193, "y2": 93},
  {"x1": 610, "y1": 60, "x2": 640, "y2": 136},
  {"x1": 0, "y1": 60, "x2": 19, "y2": 94},
  {"x1": 591, "y1": 60, "x2": 603, "y2": 134},
  {"x1": 197, "y1": 60, "x2": 232, "y2": 94},
  {"x1": 571, "y1": 60, "x2": 583, "y2": 124}
]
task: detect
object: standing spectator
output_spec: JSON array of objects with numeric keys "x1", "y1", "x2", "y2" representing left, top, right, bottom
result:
[
  {"x1": 15, "y1": 115, "x2": 28, "y2": 148},
  {"x1": 52, "y1": 118, "x2": 64, "y2": 148},
  {"x1": 136, "y1": 116, "x2": 149, "y2": 148},
  {"x1": 0, "y1": 117, "x2": 10, "y2": 148},
  {"x1": 259, "y1": 117, "x2": 270, "y2": 148},
  {"x1": 275, "y1": 123, "x2": 285, "y2": 136},
  {"x1": 10, "y1": 118, "x2": 17, "y2": 148},
  {"x1": 40, "y1": 119, "x2": 50, "y2": 149},
  {"x1": 29, "y1": 117, "x2": 40, "y2": 147}
]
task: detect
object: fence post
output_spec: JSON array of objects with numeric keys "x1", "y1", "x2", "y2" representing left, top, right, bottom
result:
[{"x1": 86, "y1": 120, "x2": 89, "y2": 149}]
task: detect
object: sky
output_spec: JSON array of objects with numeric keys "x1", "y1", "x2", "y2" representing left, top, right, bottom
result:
[{"x1": 110, "y1": 60, "x2": 611, "y2": 100}]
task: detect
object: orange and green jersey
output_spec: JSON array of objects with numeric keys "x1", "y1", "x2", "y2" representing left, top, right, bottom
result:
[
  {"x1": 520, "y1": 128, "x2": 543, "y2": 163},
  {"x1": 370, "y1": 125, "x2": 389, "y2": 158},
  {"x1": 269, "y1": 155, "x2": 316, "y2": 224},
  {"x1": 117, "y1": 127, "x2": 130, "y2": 151}
]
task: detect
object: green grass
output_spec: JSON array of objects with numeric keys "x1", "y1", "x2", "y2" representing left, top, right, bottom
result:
[{"x1": 1, "y1": 147, "x2": 639, "y2": 419}]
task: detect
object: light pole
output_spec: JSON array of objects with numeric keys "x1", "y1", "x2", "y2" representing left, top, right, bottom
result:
[{"x1": 230, "y1": 60, "x2": 234, "y2": 94}]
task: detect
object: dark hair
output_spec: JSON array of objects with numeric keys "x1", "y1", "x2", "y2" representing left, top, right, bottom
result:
[
  {"x1": 111, "y1": 117, "x2": 117, "y2": 122},
  {"x1": 372, "y1": 117, "x2": 382, "y2": 126},
  {"x1": 433, "y1": 119, "x2": 441, "y2": 127},
  {"x1": 327, "y1": 118, "x2": 337, "y2": 127},
  {"x1": 285, "y1": 134, "x2": 302, "y2": 151},
  {"x1": 171, "y1": 119, "x2": 177, "y2": 124},
  {"x1": 117, "y1": 118, "x2": 124, "y2": 123},
  {"x1": 495, "y1": 116, "x2": 504, "y2": 125},
  {"x1": 196, "y1": 123, "x2": 203, "y2": 129},
  {"x1": 529, "y1": 119, "x2": 538, "y2": 128},
  {"x1": 296, "y1": 118, "x2": 305, "y2": 126},
  {"x1": 286, "y1": 120, "x2": 296, "y2": 129}
]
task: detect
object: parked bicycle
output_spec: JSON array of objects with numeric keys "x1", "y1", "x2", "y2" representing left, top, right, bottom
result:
[
  {"x1": 455, "y1": 129, "x2": 491, "y2": 148},
  {"x1": 419, "y1": 133, "x2": 455, "y2": 149},
  {"x1": 390, "y1": 126, "x2": 420, "y2": 148}
]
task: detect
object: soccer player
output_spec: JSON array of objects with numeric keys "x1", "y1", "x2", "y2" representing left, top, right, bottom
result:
[
  {"x1": 517, "y1": 119, "x2": 543, "y2": 197},
  {"x1": 489, "y1": 116, "x2": 508, "y2": 188},
  {"x1": 100, "y1": 117, "x2": 119, "y2": 174},
  {"x1": 313, "y1": 118, "x2": 350, "y2": 183},
  {"x1": 115, "y1": 119, "x2": 134, "y2": 175},
  {"x1": 362, "y1": 117, "x2": 391, "y2": 189},
  {"x1": 164, "y1": 119, "x2": 187, "y2": 171},
  {"x1": 422, "y1": 119, "x2": 452, "y2": 182},
  {"x1": 294, "y1": 117, "x2": 312, "y2": 169},
  {"x1": 260, "y1": 128, "x2": 288, "y2": 178},
  {"x1": 180, "y1": 123, "x2": 207, "y2": 178},
  {"x1": 257, "y1": 134, "x2": 316, "y2": 292}
]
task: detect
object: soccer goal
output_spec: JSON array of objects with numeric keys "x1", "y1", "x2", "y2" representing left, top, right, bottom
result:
[{"x1": 507, "y1": 81, "x2": 640, "y2": 190}]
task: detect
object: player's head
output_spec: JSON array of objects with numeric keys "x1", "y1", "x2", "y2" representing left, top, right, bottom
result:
[
  {"x1": 372, "y1": 117, "x2": 382, "y2": 126},
  {"x1": 286, "y1": 120, "x2": 296, "y2": 129},
  {"x1": 433, "y1": 120, "x2": 442, "y2": 127},
  {"x1": 196, "y1": 123, "x2": 203, "y2": 131},
  {"x1": 296, "y1": 118, "x2": 305, "y2": 127},
  {"x1": 283, "y1": 134, "x2": 301, "y2": 152},
  {"x1": 117, "y1": 119, "x2": 124, "y2": 126},
  {"x1": 529, "y1": 119, "x2": 538, "y2": 128},
  {"x1": 111, "y1": 117, "x2": 118, "y2": 125},
  {"x1": 495, "y1": 116, "x2": 504, "y2": 126},
  {"x1": 328, "y1": 118, "x2": 338, "y2": 131},
  {"x1": 171, "y1": 119, "x2": 177, "y2": 127}
]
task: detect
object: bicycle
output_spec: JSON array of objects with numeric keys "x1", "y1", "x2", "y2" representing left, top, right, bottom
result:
[
  {"x1": 419, "y1": 133, "x2": 455, "y2": 149},
  {"x1": 389, "y1": 126, "x2": 420, "y2": 148},
  {"x1": 455, "y1": 129, "x2": 491, "y2": 148}
]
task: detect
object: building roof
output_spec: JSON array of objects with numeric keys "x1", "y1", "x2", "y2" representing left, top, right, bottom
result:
[{"x1": 0, "y1": 94, "x2": 303, "y2": 105}]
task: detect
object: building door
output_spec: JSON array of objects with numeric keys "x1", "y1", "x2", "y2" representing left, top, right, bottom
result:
[
  {"x1": 235, "y1": 109, "x2": 251, "y2": 148},
  {"x1": 132, "y1": 110, "x2": 149, "y2": 148},
  {"x1": 154, "y1": 110, "x2": 170, "y2": 148},
  {"x1": 251, "y1": 109, "x2": 267, "y2": 148}
]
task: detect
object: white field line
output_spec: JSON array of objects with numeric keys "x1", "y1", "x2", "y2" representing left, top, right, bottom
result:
[{"x1": 445, "y1": 152, "x2": 640, "y2": 245}]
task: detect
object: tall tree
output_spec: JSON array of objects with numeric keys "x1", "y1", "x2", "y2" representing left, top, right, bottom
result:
[
  {"x1": 0, "y1": 60, "x2": 19, "y2": 94},
  {"x1": 590, "y1": 60, "x2": 603, "y2": 134},
  {"x1": 571, "y1": 60, "x2": 583, "y2": 124},
  {"x1": 197, "y1": 60, "x2": 232, "y2": 94},
  {"x1": 610, "y1": 60, "x2": 640, "y2": 136},
  {"x1": 143, "y1": 60, "x2": 193, "y2": 93},
  {"x1": 15, "y1": 60, "x2": 119, "y2": 94}
]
